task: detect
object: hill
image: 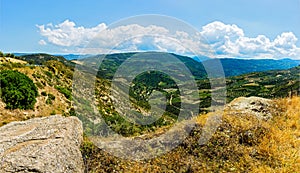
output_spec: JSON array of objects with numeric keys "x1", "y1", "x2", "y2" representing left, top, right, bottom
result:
[
  {"x1": 77, "y1": 52, "x2": 207, "y2": 80},
  {"x1": 226, "y1": 65, "x2": 300, "y2": 101},
  {"x1": 17, "y1": 53, "x2": 74, "y2": 67},
  {"x1": 60, "y1": 54, "x2": 93, "y2": 60}
]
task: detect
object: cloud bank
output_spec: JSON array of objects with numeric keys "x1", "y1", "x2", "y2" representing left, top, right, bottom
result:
[{"x1": 37, "y1": 20, "x2": 300, "y2": 59}]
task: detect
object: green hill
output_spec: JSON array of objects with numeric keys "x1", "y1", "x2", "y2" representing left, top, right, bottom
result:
[
  {"x1": 17, "y1": 53, "x2": 74, "y2": 67},
  {"x1": 226, "y1": 65, "x2": 300, "y2": 101}
]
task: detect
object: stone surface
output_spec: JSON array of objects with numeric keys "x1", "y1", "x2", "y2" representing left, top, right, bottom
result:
[
  {"x1": 0, "y1": 115, "x2": 84, "y2": 173},
  {"x1": 225, "y1": 96, "x2": 277, "y2": 120}
]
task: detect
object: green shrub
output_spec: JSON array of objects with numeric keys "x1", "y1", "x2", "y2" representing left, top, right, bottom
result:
[
  {"x1": 0, "y1": 70, "x2": 38, "y2": 109},
  {"x1": 48, "y1": 93, "x2": 55, "y2": 100},
  {"x1": 45, "y1": 93, "x2": 55, "y2": 105},
  {"x1": 35, "y1": 82, "x2": 44, "y2": 89},
  {"x1": 46, "y1": 98, "x2": 52, "y2": 104},
  {"x1": 41, "y1": 91, "x2": 47, "y2": 96},
  {"x1": 44, "y1": 70, "x2": 53, "y2": 78},
  {"x1": 55, "y1": 85, "x2": 72, "y2": 100}
]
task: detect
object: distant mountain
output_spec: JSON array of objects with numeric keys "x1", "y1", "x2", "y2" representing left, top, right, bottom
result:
[
  {"x1": 13, "y1": 53, "x2": 30, "y2": 57},
  {"x1": 204, "y1": 58, "x2": 300, "y2": 77},
  {"x1": 79, "y1": 52, "x2": 300, "y2": 78},
  {"x1": 192, "y1": 55, "x2": 210, "y2": 62},
  {"x1": 15, "y1": 52, "x2": 300, "y2": 78},
  {"x1": 80, "y1": 52, "x2": 207, "y2": 80},
  {"x1": 59, "y1": 54, "x2": 93, "y2": 60}
]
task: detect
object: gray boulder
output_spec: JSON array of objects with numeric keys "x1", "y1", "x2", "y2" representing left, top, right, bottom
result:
[
  {"x1": 0, "y1": 115, "x2": 84, "y2": 173},
  {"x1": 225, "y1": 96, "x2": 277, "y2": 120}
]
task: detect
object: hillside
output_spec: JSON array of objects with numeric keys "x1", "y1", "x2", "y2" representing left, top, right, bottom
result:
[
  {"x1": 81, "y1": 96, "x2": 300, "y2": 172},
  {"x1": 0, "y1": 60, "x2": 73, "y2": 126},
  {"x1": 226, "y1": 65, "x2": 300, "y2": 101}
]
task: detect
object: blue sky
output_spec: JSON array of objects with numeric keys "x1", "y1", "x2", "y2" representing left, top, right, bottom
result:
[{"x1": 0, "y1": 0, "x2": 300, "y2": 59}]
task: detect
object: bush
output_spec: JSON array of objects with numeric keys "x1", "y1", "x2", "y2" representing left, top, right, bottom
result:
[
  {"x1": 48, "y1": 93, "x2": 55, "y2": 100},
  {"x1": 0, "y1": 70, "x2": 38, "y2": 109},
  {"x1": 46, "y1": 93, "x2": 55, "y2": 104},
  {"x1": 41, "y1": 91, "x2": 47, "y2": 96},
  {"x1": 46, "y1": 98, "x2": 52, "y2": 105},
  {"x1": 55, "y1": 85, "x2": 72, "y2": 100}
]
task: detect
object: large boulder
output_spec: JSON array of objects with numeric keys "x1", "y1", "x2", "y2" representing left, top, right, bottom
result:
[
  {"x1": 225, "y1": 96, "x2": 278, "y2": 120},
  {"x1": 0, "y1": 115, "x2": 84, "y2": 173}
]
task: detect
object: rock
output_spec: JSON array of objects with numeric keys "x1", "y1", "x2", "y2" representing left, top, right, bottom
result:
[
  {"x1": 0, "y1": 115, "x2": 84, "y2": 173},
  {"x1": 225, "y1": 96, "x2": 277, "y2": 120}
]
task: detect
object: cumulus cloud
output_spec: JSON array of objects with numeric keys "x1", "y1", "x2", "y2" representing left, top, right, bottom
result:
[
  {"x1": 37, "y1": 20, "x2": 107, "y2": 47},
  {"x1": 37, "y1": 20, "x2": 300, "y2": 59},
  {"x1": 200, "y1": 21, "x2": 244, "y2": 44},
  {"x1": 200, "y1": 21, "x2": 300, "y2": 59}
]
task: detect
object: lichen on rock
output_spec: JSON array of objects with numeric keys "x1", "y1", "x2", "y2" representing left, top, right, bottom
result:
[{"x1": 0, "y1": 115, "x2": 84, "y2": 173}]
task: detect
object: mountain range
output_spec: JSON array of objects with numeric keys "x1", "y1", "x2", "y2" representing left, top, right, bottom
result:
[
  {"x1": 14, "y1": 52, "x2": 300, "y2": 78},
  {"x1": 66, "y1": 52, "x2": 300, "y2": 77}
]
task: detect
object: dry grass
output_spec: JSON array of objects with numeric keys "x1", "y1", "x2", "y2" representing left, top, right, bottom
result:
[
  {"x1": 252, "y1": 97, "x2": 300, "y2": 172},
  {"x1": 0, "y1": 57, "x2": 27, "y2": 64},
  {"x1": 81, "y1": 96, "x2": 300, "y2": 172}
]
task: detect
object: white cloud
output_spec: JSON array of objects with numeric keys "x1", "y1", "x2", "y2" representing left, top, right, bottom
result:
[
  {"x1": 200, "y1": 22, "x2": 300, "y2": 59},
  {"x1": 37, "y1": 20, "x2": 107, "y2": 47},
  {"x1": 200, "y1": 21, "x2": 244, "y2": 44},
  {"x1": 273, "y1": 32, "x2": 297, "y2": 49},
  {"x1": 37, "y1": 20, "x2": 300, "y2": 59},
  {"x1": 38, "y1": 39, "x2": 47, "y2": 45}
]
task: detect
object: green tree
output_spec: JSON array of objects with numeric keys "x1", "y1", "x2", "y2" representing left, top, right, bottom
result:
[{"x1": 0, "y1": 70, "x2": 38, "y2": 109}]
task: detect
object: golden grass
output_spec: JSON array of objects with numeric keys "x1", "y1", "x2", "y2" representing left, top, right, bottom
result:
[
  {"x1": 252, "y1": 97, "x2": 300, "y2": 172},
  {"x1": 81, "y1": 96, "x2": 300, "y2": 172}
]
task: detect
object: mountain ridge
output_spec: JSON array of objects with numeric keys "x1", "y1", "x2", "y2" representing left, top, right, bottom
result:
[{"x1": 11, "y1": 52, "x2": 300, "y2": 78}]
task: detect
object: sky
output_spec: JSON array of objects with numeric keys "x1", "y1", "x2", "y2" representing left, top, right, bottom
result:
[{"x1": 0, "y1": 0, "x2": 300, "y2": 59}]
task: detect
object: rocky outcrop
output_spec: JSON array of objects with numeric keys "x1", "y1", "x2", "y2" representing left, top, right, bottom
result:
[
  {"x1": 225, "y1": 96, "x2": 278, "y2": 120},
  {"x1": 0, "y1": 115, "x2": 84, "y2": 173}
]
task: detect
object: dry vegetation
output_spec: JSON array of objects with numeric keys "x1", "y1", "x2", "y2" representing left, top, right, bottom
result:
[
  {"x1": 252, "y1": 97, "x2": 300, "y2": 172},
  {"x1": 81, "y1": 96, "x2": 300, "y2": 172},
  {"x1": 0, "y1": 61, "x2": 72, "y2": 126}
]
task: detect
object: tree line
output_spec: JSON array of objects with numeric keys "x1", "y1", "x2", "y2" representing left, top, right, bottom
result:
[{"x1": 0, "y1": 51, "x2": 16, "y2": 58}]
